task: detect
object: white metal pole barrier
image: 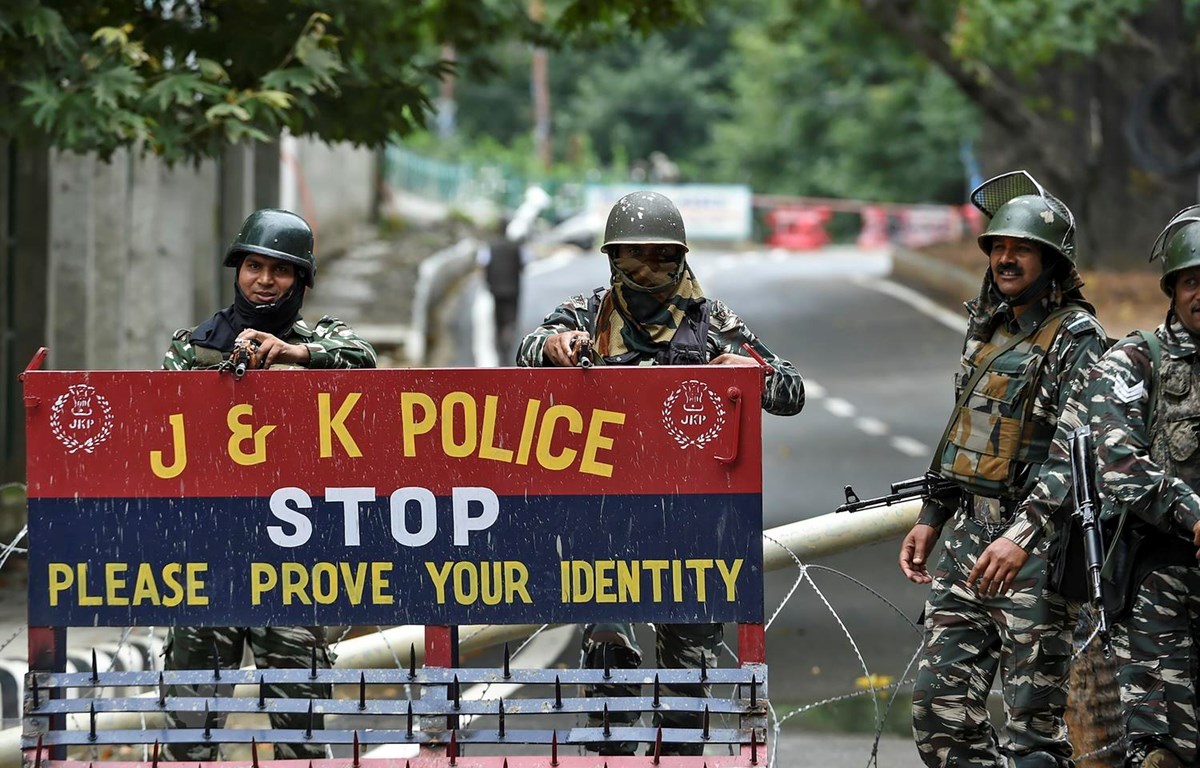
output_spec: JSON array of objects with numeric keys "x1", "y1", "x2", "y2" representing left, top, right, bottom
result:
[{"x1": 1, "y1": 502, "x2": 920, "y2": 764}]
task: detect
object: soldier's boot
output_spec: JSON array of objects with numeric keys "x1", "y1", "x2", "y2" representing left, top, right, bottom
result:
[
  {"x1": 1012, "y1": 751, "x2": 1070, "y2": 768},
  {"x1": 1140, "y1": 749, "x2": 1182, "y2": 768},
  {"x1": 583, "y1": 643, "x2": 641, "y2": 756}
]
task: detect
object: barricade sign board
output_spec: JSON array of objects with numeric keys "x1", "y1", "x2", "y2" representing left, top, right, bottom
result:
[{"x1": 24, "y1": 366, "x2": 764, "y2": 628}]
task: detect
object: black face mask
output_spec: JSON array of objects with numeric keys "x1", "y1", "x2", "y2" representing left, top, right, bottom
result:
[{"x1": 190, "y1": 283, "x2": 305, "y2": 353}]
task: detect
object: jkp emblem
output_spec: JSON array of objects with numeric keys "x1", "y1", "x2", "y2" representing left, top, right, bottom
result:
[
  {"x1": 50, "y1": 384, "x2": 114, "y2": 454},
  {"x1": 662, "y1": 379, "x2": 726, "y2": 449}
]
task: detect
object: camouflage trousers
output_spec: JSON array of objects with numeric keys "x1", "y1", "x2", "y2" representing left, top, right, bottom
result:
[
  {"x1": 580, "y1": 621, "x2": 723, "y2": 756},
  {"x1": 913, "y1": 517, "x2": 1076, "y2": 768},
  {"x1": 1113, "y1": 565, "x2": 1200, "y2": 767},
  {"x1": 162, "y1": 626, "x2": 333, "y2": 761}
]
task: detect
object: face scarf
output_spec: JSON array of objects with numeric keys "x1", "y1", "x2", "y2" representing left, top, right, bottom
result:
[
  {"x1": 190, "y1": 281, "x2": 306, "y2": 353},
  {"x1": 965, "y1": 260, "x2": 1094, "y2": 342},
  {"x1": 595, "y1": 263, "x2": 706, "y2": 359}
]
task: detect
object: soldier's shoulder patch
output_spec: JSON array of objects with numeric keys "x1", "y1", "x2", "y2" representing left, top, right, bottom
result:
[{"x1": 1064, "y1": 313, "x2": 1103, "y2": 337}]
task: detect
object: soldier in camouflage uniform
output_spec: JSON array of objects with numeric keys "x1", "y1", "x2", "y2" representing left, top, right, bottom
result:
[
  {"x1": 517, "y1": 190, "x2": 803, "y2": 755},
  {"x1": 1077, "y1": 206, "x2": 1200, "y2": 768},
  {"x1": 900, "y1": 172, "x2": 1107, "y2": 768},
  {"x1": 162, "y1": 209, "x2": 377, "y2": 761}
]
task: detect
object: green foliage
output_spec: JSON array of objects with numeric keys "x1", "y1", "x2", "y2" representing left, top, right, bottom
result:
[{"x1": 0, "y1": 0, "x2": 707, "y2": 164}]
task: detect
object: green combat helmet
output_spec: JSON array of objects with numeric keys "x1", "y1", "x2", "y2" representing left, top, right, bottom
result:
[
  {"x1": 1149, "y1": 205, "x2": 1200, "y2": 295},
  {"x1": 601, "y1": 191, "x2": 690, "y2": 255},
  {"x1": 970, "y1": 170, "x2": 1076, "y2": 262},
  {"x1": 225, "y1": 208, "x2": 316, "y2": 287}
]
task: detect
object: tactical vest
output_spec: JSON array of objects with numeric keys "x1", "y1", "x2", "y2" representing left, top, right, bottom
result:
[
  {"x1": 937, "y1": 310, "x2": 1073, "y2": 498},
  {"x1": 1149, "y1": 354, "x2": 1200, "y2": 492},
  {"x1": 586, "y1": 289, "x2": 711, "y2": 366}
]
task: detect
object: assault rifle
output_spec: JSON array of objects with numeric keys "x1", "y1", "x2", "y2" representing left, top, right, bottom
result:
[
  {"x1": 836, "y1": 471, "x2": 958, "y2": 514},
  {"x1": 1068, "y1": 425, "x2": 1113, "y2": 657}
]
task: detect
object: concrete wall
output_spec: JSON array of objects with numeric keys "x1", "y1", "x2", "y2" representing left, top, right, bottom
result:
[{"x1": 282, "y1": 135, "x2": 377, "y2": 255}]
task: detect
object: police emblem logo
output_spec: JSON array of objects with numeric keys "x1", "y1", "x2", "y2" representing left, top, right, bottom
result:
[
  {"x1": 50, "y1": 383, "x2": 114, "y2": 454},
  {"x1": 661, "y1": 379, "x2": 726, "y2": 449}
]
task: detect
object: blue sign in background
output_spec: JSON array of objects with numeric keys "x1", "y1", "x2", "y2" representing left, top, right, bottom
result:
[{"x1": 29, "y1": 493, "x2": 764, "y2": 627}]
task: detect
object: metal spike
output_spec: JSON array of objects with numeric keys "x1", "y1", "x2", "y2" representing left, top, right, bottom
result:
[
  {"x1": 651, "y1": 726, "x2": 662, "y2": 764},
  {"x1": 550, "y1": 730, "x2": 559, "y2": 766},
  {"x1": 408, "y1": 643, "x2": 416, "y2": 679},
  {"x1": 652, "y1": 673, "x2": 660, "y2": 708},
  {"x1": 700, "y1": 653, "x2": 707, "y2": 682},
  {"x1": 702, "y1": 706, "x2": 711, "y2": 740},
  {"x1": 258, "y1": 674, "x2": 266, "y2": 710},
  {"x1": 211, "y1": 639, "x2": 221, "y2": 680},
  {"x1": 358, "y1": 672, "x2": 367, "y2": 711},
  {"x1": 451, "y1": 674, "x2": 460, "y2": 710},
  {"x1": 406, "y1": 701, "x2": 414, "y2": 738},
  {"x1": 448, "y1": 728, "x2": 458, "y2": 765},
  {"x1": 352, "y1": 731, "x2": 360, "y2": 768},
  {"x1": 305, "y1": 698, "x2": 315, "y2": 739},
  {"x1": 310, "y1": 646, "x2": 318, "y2": 679},
  {"x1": 90, "y1": 649, "x2": 99, "y2": 684},
  {"x1": 202, "y1": 702, "x2": 212, "y2": 740},
  {"x1": 157, "y1": 672, "x2": 165, "y2": 708},
  {"x1": 250, "y1": 738, "x2": 260, "y2": 768},
  {"x1": 497, "y1": 698, "x2": 505, "y2": 738},
  {"x1": 750, "y1": 674, "x2": 758, "y2": 709},
  {"x1": 750, "y1": 727, "x2": 759, "y2": 765},
  {"x1": 88, "y1": 702, "x2": 96, "y2": 741},
  {"x1": 30, "y1": 673, "x2": 39, "y2": 710},
  {"x1": 33, "y1": 734, "x2": 42, "y2": 768},
  {"x1": 554, "y1": 675, "x2": 563, "y2": 709},
  {"x1": 149, "y1": 740, "x2": 158, "y2": 768},
  {"x1": 603, "y1": 645, "x2": 611, "y2": 679},
  {"x1": 503, "y1": 642, "x2": 511, "y2": 679},
  {"x1": 602, "y1": 703, "x2": 611, "y2": 737},
  {"x1": 503, "y1": 760, "x2": 508, "y2": 768}
]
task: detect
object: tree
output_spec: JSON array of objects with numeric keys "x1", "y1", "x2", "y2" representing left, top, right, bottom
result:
[
  {"x1": 819, "y1": 0, "x2": 1200, "y2": 267},
  {"x1": 0, "y1": 0, "x2": 709, "y2": 164}
]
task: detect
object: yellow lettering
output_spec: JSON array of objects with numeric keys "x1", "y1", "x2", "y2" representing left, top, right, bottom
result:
[
  {"x1": 150, "y1": 413, "x2": 188, "y2": 479},
  {"x1": 400, "y1": 393, "x2": 437, "y2": 456},
  {"x1": 311, "y1": 562, "x2": 337, "y2": 604},
  {"x1": 560, "y1": 561, "x2": 570, "y2": 602},
  {"x1": 643, "y1": 560, "x2": 669, "y2": 602},
  {"x1": 48, "y1": 563, "x2": 73, "y2": 607},
  {"x1": 594, "y1": 560, "x2": 616, "y2": 603},
  {"x1": 580, "y1": 409, "x2": 625, "y2": 478},
  {"x1": 686, "y1": 559, "x2": 713, "y2": 602},
  {"x1": 251, "y1": 563, "x2": 278, "y2": 606},
  {"x1": 281, "y1": 563, "x2": 311, "y2": 605},
  {"x1": 716, "y1": 559, "x2": 743, "y2": 601},
  {"x1": 318, "y1": 393, "x2": 363, "y2": 458},
  {"x1": 186, "y1": 563, "x2": 208, "y2": 605},
  {"x1": 426, "y1": 561, "x2": 453, "y2": 604},
  {"x1": 453, "y1": 561, "x2": 478, "y2": 605},
  {"x1": 371, "y1": 562, "x2": 393, "y2": 604},
  {"x1": 506, "y1": 561, "x2": 531, "y2": 604},
  {"x1": 515, "y1": 399, "x2": 541, "y2": 465},
  {"x1": 77, "y1": 563, "x2": 102, "y2": 606},
  {"x1": 536, "y1": 405, "x2": 581, "y2": 470},
  {"x1": 441, "y1": 392, "x2": 478, "y2": 458},
  {"x1": 227, "y1": 404, "x2": 276, "y2": 466},
  {"x1": 340, "y1": 562, "x2": 368, "y2": 605},
  {"x1": 672, "y1": 560, "x2": 683, "y2": 602},
  {"x1": 617, "y1": 560, "x2": 640, "y2": 603},
  {"x1": 480, "y1": 561, "x2": 503, "y2": 606},
  {"x1": 132, "y1": 563, "x2": 161, "y2": 605},
  {"x1": 104, "y1": 563, "x2": 129, "y2": 606},
  {"x1": 478, "y1": 395, "x2": 514, "y2": 462},
  {"x1": 161, "y1": 563, "x2": 184, "y2": 607},
  {"x1": 570, "y1": 561, "x2": 594, "y2": 603}
]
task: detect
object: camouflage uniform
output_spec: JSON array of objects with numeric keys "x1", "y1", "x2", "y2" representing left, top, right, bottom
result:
[
  {"x1": 912, "y1": 272, "x2": 1106, "y2": 768},
  {"x1": 161, "y1": 317, "x2": 374, "y2": 761},
  {"x1": 1082, "y1": 320, "x2": 1200, "y2": 767},
  {"x1": 518, "y1": 290, "x2": 802, "y2": 755}
]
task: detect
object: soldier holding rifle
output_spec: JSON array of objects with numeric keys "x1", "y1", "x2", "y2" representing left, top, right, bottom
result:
[{"x1": 897, "y1": 172, "x2": 1107, "y2": 768}]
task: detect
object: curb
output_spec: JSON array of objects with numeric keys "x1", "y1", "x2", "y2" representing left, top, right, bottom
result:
[{"x1": 889, "y1": 246, "x2": 980, "y2": 310}]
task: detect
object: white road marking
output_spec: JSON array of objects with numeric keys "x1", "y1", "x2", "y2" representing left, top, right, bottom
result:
[
  {"x1": 854, "y1": 417, "x2": 889, "y2": 436},
  {"x1": 890, "y1": 436, "x2": 930, "y2": 457},
  {"x1": 853, "y1": 276, "x2": 965, "y2": 333},
  {"x1": 823, "y1": 398, "x2": 857, "y2": 418}
]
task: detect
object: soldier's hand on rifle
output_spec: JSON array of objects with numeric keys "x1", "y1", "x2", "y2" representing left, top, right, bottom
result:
[
  {"x1": 967, "y1": 538, "x2": 1028, "y2": 597},
  {"x1": 1192, "y1": 520, "x2": 1200, "y2": 557},
  {"x1": 544, "y1": 331, "x2": 590, "y2": 367},
  {"x1": 899, "y1": 524, "x2": 940, "y2": 584},
  {"x1": 236, "y1": 329, "x2": 311, "y2": 368},
  {"x1": 711, "y1": 352, "x2": 772, "y2": 375}
]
